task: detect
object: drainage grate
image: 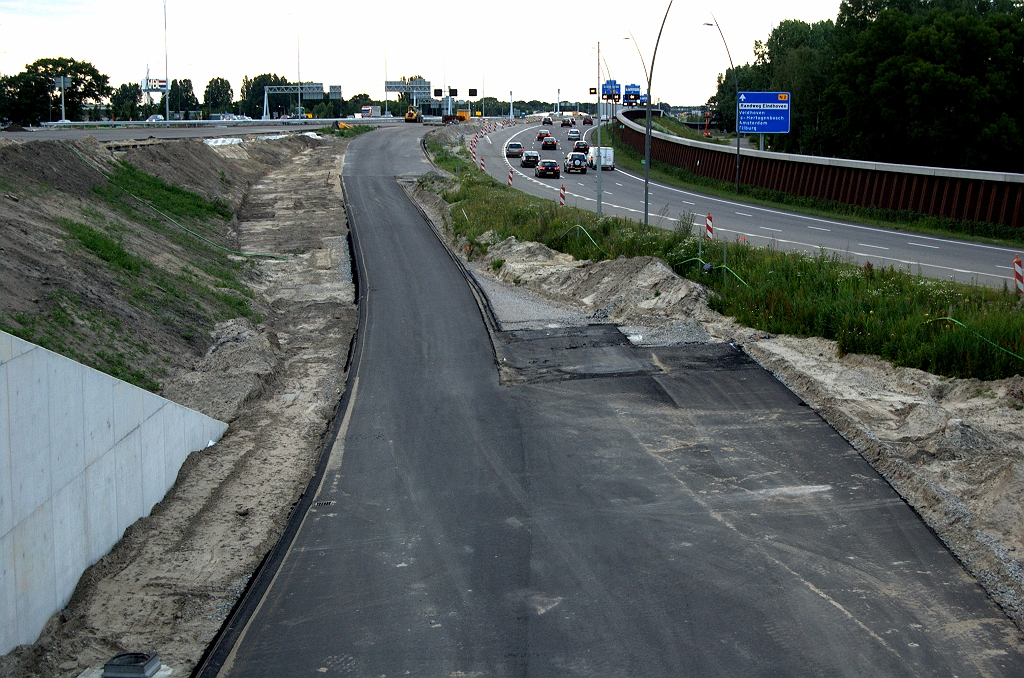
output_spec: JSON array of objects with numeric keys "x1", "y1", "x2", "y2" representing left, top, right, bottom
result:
[{"x1": 313, "y1": 500, "x2": 336, "y2": 507}]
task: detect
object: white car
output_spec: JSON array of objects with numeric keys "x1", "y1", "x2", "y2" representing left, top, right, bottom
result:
[{"x1": 146, "y1": 114, "x2": 165, "y2": 122}]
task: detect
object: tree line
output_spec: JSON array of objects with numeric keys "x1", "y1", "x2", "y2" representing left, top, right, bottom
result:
[
  {"x1": 0, "y1": 61, "x2": 392, "y2": 124},
  {"x1": 709, "y1": 0, "x2": 1023, "y2": 172}
]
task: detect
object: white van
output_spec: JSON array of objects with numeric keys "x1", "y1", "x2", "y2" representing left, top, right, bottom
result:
[{"x1": 587, "y1": 146, "x2": 615, "y2": 170}]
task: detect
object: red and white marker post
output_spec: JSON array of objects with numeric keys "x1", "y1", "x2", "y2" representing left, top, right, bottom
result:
[
  {"x1": 480, "y1": 156, "x2": 485, "y2": 172},
  {"x1": 1014, "y1": 254, "x2": 1023, "y2": 295},
  {"x1": 507, "y1": 168, "x2": 514, "y2": 187},
  {"x1": 559, "y1": 184, "x2": 566, "y2": 206},
  {"x1": 705, "y1": 213, "x2": 714, "y2": 240}
]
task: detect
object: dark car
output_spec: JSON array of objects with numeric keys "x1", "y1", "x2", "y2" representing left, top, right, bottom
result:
[
  {"x1": 535, "y1": 159, "x2": 560, "y2": 178},
  {"x1": 505, "y1": 142, "x2": 525, "y2": 158},
  {"x1": 542, "y1": 117, "x2": 553, "y2": 125},
  {"x1": 563, "y1": 152, "x2": 588, "y2": 174},
  {"x1": 541, "y1": 136, "x2": 557, "y2": 150},
  {"x1": 560, "y1": 117, "x2": 572, "y2": 127},
  {"x1": 573, "y1": 140, "x2": 590, "y2": 154},
  {"x1": 520, "y1": 151, "x2": 540, "y2": 168},
  {"x1": 581, "y1": 115, "x2": 593, "y2": 125},
  {"x1": 536, "y1": 129, "x2": 552, "y2": 141}
]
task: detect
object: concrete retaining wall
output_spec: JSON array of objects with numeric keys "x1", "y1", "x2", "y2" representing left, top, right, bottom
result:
[{"x1": 0, "y1": 331, "x2": 228, "y2": 654}]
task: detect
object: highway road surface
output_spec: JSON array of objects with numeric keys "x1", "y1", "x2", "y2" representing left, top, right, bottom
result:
[
  {"x1": 196, "y1": 124, "x2": 1024, "y2": 676},
  {"x1": 476, "y1": 119, "x2": 1020, "y2": 288}
]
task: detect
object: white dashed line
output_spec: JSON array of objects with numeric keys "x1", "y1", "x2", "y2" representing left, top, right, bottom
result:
[
  {"x1": 808, "y1": 225, "x2": 831, "y2": 231},
  {"x1": 908, "y1": 242, "x2": 939, "y2": 249},
  {"x1": 682, "y1": 200, "x2": 695, "y2": 205},
  {"x1": 616, "y1": 182, "x2": 623, "y2": 186},
  {"x1": 859, "y1": 243, "x2": 890, "y2": 250},
  {"x1": 736, "y1": 212, "x2": 753, "y2": 217},
  {"x1": 996, "y1": 265, "x2": 1013, "y2": 270},
  {"x1": 760, "y1": 227, "x2": 781, "y2": 232}
]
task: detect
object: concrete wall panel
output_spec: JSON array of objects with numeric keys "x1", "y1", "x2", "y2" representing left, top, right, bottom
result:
[
  {"x1": 15, "y1": 503, "x2": 56, "y2": 648},
  {"x1": 0, "y1": 532, "x2": 16, "y2": 652},
  {"x1": 52, "y1": 475, "x2": 87, "y2": 607},
  {"x1": 8, "y1": 348, "x2": 51, "y2": 526},
  {"x1": 0, "y1": 330, "x2": 229, "y2": 654},
  {"x1": 49, "y1": 361, "x2": 85, "y2": 495},
  {"x1": 0, "y1": 364, "x2": 12, "y2": 538}
]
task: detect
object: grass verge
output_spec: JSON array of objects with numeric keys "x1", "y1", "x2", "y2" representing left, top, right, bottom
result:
[
  {"x1": 426, "y1": 134, "x2": 1024, "y2": 381},
  {"x1": 597, "y1": 123, "x2": 1024, "y2": 247},
  {"x1": 317, "y1": 125, "x2": 376, "y2": 139}
]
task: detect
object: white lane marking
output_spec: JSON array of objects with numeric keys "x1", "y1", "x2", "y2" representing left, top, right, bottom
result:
[
  {"x1": 908, "y1": 242, "x2": 939, "y2": 249},
  {"x1": 616, "y1": 182, "x2": 624, "y2": 186},
  {"x1": 712, "y1": 227, "x2": 1007, "y2": 281},
  {"x1": 757, "y1": 485, "x2": 831, "y2": 498},
  {"x1": 808, "y1": 225, "x2": 831, "y2": 231},
  {"x1": 613, "y1": 166, "x2": 1022, "y2": 256},
  {"x1": 859, "y1": 243, "x2": 890, "y2": 250},
  {"x1": 760, "y1": 227, "x2": 781, "y2": 232},
  {"x1": 487, "y1": 136, "x2": 492, "y2": 145},
  {"x1": 605, "y1": 191, "x2": 613, "y2": 195},
  {"x1": 736, "y1": 212, "x2": 753, "y2": 217},
  {"x1": 682, "y1": 200, "x2": 695, "y2": 205},
  {"x1": 996, "y1": 265, "x2": 1013, "y2": 270},
  {"x1": 578, "y1": 182, "x2": 585, "y2": 186}
]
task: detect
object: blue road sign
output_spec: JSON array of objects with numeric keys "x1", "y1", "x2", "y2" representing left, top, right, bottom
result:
[
  {"x1": 737, "y1": 91, "x2": 791, "y2": 134},
  {"x1": 625, "y1": 84, "x2": 642, "y2": 101}
]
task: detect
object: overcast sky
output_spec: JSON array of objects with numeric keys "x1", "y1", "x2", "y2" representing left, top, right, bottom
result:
[{"x1": 0, "y1": 0, "x2": 841, "y2": 105}]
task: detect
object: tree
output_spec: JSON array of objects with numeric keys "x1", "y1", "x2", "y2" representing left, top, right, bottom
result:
[
  {"x1": 204, "y1": 77, "x2": 233, "y2": 113},
  {"x1": 0, "y1": 57, "x2": 110, "y2": 124},
  {"x1": 342, "y1": 93, "x2": 371, "y2": 117},
  {"x1": 239, "y1": 73, "x2": 289, "y2": 118},
  {"x1": 110, "y1": 83, "x2": 142, "y2": 121},
  {"x1": 167, "y1": 78, "x2": 199, "y2": 116}
]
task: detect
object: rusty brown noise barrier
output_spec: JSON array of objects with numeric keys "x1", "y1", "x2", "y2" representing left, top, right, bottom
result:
[{"x1": 617, "y1": 110, "x2": 1024, "y2": 230}]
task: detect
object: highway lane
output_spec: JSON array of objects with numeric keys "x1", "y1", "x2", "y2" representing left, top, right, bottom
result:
[
  {"x1": 206, "y1": 124, "x2": 1024, "y2": 676},
  {"x1": 476, "y1": 120, "x2": 1020, "y2": 287}
]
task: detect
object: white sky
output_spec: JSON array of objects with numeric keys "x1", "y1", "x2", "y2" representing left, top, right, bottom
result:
[{"x1": 0, "y1": 0, "x2": 841, "y2": 105}]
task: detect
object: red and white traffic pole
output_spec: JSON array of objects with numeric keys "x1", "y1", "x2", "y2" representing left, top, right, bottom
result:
[
  {"x1": 507, "y1": 168, "x2": 514, "y2": 187},
  {"x1": 559, "y1": 184, "x2": 566, "y2": 207},
  {"x1": 705, "y1": 212, "x2": 714, "y2": 240},
  {"x1": 480, "y1": 156, "x2": 485, "y2": 172},
  {"x1": 1014, "y1": 254, "x2": 1023, "y2": 295}
]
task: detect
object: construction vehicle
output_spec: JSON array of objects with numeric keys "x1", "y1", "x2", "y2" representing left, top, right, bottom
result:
[
  {"x1": 456, "y1": 109, "x2": 471, "y2": 122},
  {"x1": 404, "y1": 104, "x2": 423, "y2": 123}
]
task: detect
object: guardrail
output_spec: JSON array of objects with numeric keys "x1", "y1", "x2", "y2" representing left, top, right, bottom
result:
[
  {"x1": 35, "y1": 117, "x2": 403, "y2": 129},
  {"x1": 616, "y1": 110, "x2": 1024, "y2": 229}
]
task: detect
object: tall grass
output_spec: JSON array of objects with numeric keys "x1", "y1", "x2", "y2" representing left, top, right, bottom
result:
[
  {"x1": 97, "y1": 161, "x2": 232, "y2": 222},
  {"x1": 427, "y1": 136, "x2": 1024, "y2": 381}
]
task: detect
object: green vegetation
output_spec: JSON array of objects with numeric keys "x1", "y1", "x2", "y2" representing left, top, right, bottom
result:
[
  {"x1": 427, "y1": 136, "x2": 1024, "y2": 381},
  {"x1": 100, "y1": 161, "x2": 232, "y2": 222},
  {"x1": 650, "y1": 116, "x2": 728, "y2": 145},
  {"x1": 62, "y1": 218, "x2": 142, "y2": 273},
  {"x1": 601, "y1": 124, "x2": 1024, "y2": 247},
  {"x1": 317, "y1": 125, "x2": 375, "y2": 139},
  {"x1": 710, "y1": 1, "x2": 1023, "y2": 173}
]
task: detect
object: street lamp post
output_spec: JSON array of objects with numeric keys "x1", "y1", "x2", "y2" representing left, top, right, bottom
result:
[
  {"x1": 629, "y1": 1, "x2": 674, "y2": 227},
  {"x1": 596, "y1": 41, "x2": 602, "y2": 217},
  {"x1": 706, "y1": 15, "x2": 741, "y2": 193}
]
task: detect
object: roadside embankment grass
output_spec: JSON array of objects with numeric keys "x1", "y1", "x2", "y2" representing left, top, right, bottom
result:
[
  {"x1": 317, "y1": 125, "x2": 376, "y2": 139},
  {"x1": 597, "y1": 123, "x2": 1024, "y2": 247},
  {"x1": 426, "y1": 135, "x2": 1024, "y2": 381}
]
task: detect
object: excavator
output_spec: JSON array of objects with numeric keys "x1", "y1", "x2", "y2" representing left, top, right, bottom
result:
[{"x1": 404, "y1": 104, "x2": 422, "y2": 123}]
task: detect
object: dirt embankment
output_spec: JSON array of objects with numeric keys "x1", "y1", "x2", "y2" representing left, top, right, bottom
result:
[
  {"x1": 1, "y1": 135, "x2": 356, "y2": 677},
  {"x1": 411, "y1": 138, "x2": 1024, "y2": 635}
]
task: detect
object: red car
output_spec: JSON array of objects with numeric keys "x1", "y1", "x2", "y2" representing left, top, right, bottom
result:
[
  {"x1": 536, "y1": 129, "x2": 552, "y2": 141},
  {"x1": 541, "y1": 137, "x2": 557, "y2": 150},
  {"x1": 560, "y1": 117, "x2": 572, "y2": 127},
  {"x1": 535, "y1": 159, "x2": 560, "y2": 178}
]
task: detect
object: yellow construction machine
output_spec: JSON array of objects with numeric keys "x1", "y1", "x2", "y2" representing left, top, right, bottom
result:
[{"x1": 404, "y1": 105, "x2": 423, "y2": 123}]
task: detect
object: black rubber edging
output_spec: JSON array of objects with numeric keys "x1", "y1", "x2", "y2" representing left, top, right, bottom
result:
[{"x1": 190, "y1": 175, "x2": 371, "y2": 678}]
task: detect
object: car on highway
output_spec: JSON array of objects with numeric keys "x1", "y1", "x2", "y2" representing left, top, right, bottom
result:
[
  {"x1": 573, "y1": 140, "x2": 589, "y2": 154},
  {"x1": 146, "y1": 114, "x2": 165, "y2": 122},
  {"x1": 542, "y1": 117, "x2": 553, "y2": 125},
  {"x1": 536, "y1": 129, "x2": 552, "y2": 141},
  {"x1": 563, "y1": 152, "x2": 588, "y2": 174},
  {"x1": 505, "y1": 142, "x2": 525, "y2": 158},
  {"x1": 535, "y1": 159, "x2": 560, "y2": 178},
  {"x1": 567, "y1": 129, "x2": 581, "y2": 141},
  {"x1": 560, "y1": 117, "x2": 572, "y2": 127},
  {"x1": 581, "y1": 115, "x2": 593, "y2": 125},
  {"x1": 541, "y1": 136, "x2": 558, "y2": 150},
  {"x1": 520, "y1": 151, "x2": 540, "y2": 168}
]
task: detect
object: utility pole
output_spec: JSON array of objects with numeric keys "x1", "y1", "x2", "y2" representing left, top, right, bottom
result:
[
  {"x1": 163, "y1": 0, "x2": 169, "y2": 122},
  {"x1": 596, "y1": 41, "x2": 602, "y2": 216}
]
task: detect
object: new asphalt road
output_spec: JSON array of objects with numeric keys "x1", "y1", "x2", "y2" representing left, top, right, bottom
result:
[
  {"x1": 203, "y1": 124, "x2": 1024, "y2": 676},
  {"x1": 476, "y1": 119, "x2": 1021, "y2": 288}
]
